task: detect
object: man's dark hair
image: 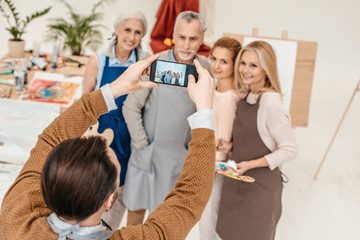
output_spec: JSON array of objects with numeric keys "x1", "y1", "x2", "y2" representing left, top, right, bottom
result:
[{"x1": 41, "y1": 136, "x2": 117, "y2": 222}]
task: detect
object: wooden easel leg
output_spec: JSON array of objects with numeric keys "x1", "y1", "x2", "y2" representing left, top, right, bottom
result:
[
  {"x1": 252, "y1": 27, "x2": 259, "y2": 36},
  {"x1": 313, "y1": 79, "x2": 360, "y2": 180}
]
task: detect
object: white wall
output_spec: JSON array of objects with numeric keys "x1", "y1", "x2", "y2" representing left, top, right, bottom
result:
[
  {"x1": 212, "y1": 0, "x2": 360, "y2": 173},
  {"x1": 1, "y1": 0, "x2": 360, "y2": 178},
  {"x1": 0, "y1": 0, "x2": 163, "y2": 56}
]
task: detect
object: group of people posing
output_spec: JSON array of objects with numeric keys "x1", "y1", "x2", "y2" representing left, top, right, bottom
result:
[
  {"x1": 157, "y1": 70, "x2": 183, "y2": 85},
  {"x1": 83, "y1": 9, "x2": 298, "y2": 240},
  {"x1": 0, "y1": 9, "x2": 298, "y2": 240}
]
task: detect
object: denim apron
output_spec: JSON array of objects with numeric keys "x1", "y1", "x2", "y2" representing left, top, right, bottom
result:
[{"x1": 98, "y1": 49, "x2": 138, "y2": 186}]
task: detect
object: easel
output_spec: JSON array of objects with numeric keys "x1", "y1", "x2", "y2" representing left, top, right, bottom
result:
[
  {"x1": 251, "y1": 27, "x2": 289, "y2": 40},
  {"x1": 313, "y1": 79, "x2": 360, "y2": 180}
]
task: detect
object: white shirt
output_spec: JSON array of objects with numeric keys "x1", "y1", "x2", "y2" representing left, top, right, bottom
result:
[{"x1": 246, "y1": 91, "x2": 298, "y2": 170}]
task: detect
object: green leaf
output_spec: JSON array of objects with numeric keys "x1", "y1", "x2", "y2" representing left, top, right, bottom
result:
[
  {"x1": 45, "y1": 0, "x2": 115, "y2": 55},
  {"x1": 24, "y1": 6, "x2": 52, "y2": 25},
  {"x1": 0, "y1": 0, "x2": 51, "y2": 40}
]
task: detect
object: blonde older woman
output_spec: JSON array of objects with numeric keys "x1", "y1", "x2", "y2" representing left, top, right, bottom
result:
[{"x1": 216, "y1": 41, "x2": 298, "y2": 240}]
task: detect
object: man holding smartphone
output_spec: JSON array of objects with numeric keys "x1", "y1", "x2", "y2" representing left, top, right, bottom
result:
[
  {"x1": 0, "y1": 55, "x2": 217, "y2": 240},
  {"x1": 122, "y1": 11, "x2": 211, "y2": 226}
]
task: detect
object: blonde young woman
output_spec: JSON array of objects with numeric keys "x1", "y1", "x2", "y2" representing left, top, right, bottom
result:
[
  {"x1": 198, "y1": 37, "x2": 242, "y2": 240},
  {"x1": 216, "y1": 41, "x2": 298, "y2": 240},
  {"x1": 82, "y1": 10, "x2": 149, "y2": 230}
]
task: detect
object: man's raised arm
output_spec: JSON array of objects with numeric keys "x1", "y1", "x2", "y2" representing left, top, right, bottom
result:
[
  {"x1": 114, "y1": 59, "x2": 216, "y2": 240},
  {"x1": 0, "y1": 55, "x2": 159, "y2": 240}
]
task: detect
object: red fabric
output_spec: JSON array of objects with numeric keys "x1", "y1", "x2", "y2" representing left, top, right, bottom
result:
[{"x1": 150, "y1": 0, "x2": 210, "y2": 57}]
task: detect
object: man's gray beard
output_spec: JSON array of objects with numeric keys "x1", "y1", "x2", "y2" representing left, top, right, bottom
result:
[{"x1": 177, "y1": 49, "x2": 195, "y2": 62}]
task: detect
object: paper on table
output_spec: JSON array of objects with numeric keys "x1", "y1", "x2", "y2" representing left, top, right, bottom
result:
[
  {"x1": 22, "y1": 79, "x2": 79, "y2": 104},
  {"x1": 21, "y1": 71, "x2": 83, "y2": 106},
  {"x1": 0, "y1": 98, "x2": 60, "y2": 163}
]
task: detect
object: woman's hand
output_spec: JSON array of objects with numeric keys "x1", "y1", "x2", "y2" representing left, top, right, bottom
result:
[
  {"x1": 235, "y1": 157, "x2": 269, "y2": 175},
  {"x1": 216, "y1": 139, "x2": 232, "y2": 154},
  {"x1": 235, "y1": 161, "x2": 253, "y2": 175}
]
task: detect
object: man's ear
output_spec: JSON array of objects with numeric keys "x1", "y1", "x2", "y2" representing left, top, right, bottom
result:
[
  {"x1": 83, "y1": 121, "x2": 114, "y2": 146},
  {"x1": 104, "y1": 192, "x2": 115, "y2": 212}
]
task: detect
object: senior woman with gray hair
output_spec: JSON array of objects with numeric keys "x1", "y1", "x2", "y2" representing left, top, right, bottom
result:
[{"x1": 83, "y1": 10, "x2": 150, "y2": 230}]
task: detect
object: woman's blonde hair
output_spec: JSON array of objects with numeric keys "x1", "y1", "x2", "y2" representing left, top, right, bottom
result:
[
  {"x1": 234, "y1": 40, "x2": 281, "y2": 95},
  {"x1": 106, "y1": 10, "x2": 147, "y2": 60}
]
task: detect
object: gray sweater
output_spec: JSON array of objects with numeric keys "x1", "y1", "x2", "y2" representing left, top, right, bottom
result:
[{"x1": 122, "y1": 50, "x2": 210, "y2": 150}]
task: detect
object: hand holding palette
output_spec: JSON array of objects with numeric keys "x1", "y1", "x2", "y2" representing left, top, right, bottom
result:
[{"x1": 215, "y1": 160, "x2": 255, "y2": 183}]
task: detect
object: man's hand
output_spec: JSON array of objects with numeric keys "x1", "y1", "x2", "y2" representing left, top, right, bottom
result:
[
  {"x1": 109, "y1": 55, "x2": 159, "y2": 98},
  {"x1": 187, "y1": 59, "x2": 214, "y2": 111}
]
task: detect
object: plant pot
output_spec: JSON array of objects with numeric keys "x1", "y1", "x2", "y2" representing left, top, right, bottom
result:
[{"x1": 8, "y1": 40, "x2": 25, "y2": 58}]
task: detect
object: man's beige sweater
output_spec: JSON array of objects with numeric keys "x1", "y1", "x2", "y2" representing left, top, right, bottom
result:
[{"x1": 0, "y1": 89, "x2": 215, "y2": 239}]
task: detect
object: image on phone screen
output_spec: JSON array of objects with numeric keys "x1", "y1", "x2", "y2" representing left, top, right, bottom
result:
[{"x1": 150, "y1": 60, "x2": 198, "y2": 87}]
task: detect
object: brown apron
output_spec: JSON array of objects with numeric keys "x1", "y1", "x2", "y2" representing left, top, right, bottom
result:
[{"x1": 216, "y1": 94, "x2": 283, "y2": 240}]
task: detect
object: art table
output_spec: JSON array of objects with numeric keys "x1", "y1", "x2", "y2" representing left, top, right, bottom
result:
[{"x1": 0, "y1": 87, "x2": 62, "y2": 204}]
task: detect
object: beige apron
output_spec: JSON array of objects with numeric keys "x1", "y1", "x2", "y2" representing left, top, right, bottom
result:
[{"x1": 216, "y1": 94, "x2": 283, "y2": 240}]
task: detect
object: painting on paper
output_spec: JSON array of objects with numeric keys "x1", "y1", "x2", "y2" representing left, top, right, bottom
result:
[{"x1": 22, "y1": 79, "x2": 79, "y2": 104}]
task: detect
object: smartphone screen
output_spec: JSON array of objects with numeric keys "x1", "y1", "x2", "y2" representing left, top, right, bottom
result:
[{"x1": 150, "y1": 59, "x2": 198, "y2": 87}]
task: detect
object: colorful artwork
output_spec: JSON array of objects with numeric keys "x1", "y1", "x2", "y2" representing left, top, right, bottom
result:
[
  {"x1": 22, "y1": 79, "x2": 79, "y2": 104},
  {"x1": 215, "y1": 161, "x2": 255, "y2": 182}
]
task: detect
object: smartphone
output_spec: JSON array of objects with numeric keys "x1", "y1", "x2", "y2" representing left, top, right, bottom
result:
[{"x1": 150, "y1": 59, "x2": 198, "y2": 87}]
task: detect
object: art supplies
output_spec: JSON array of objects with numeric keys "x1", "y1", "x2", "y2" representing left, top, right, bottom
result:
[
  {"x1": 64, "y1": 58, "x2": 84, "y2": 68},
  {"x1": 215, "y1": 160, "x2": 255, "y2": 182},
  {"x1": 14, "y1": 71, "x2": 25, "y2": 92},
  {"x1": 0, "y1": 79, "x2": 15, "y2": 85},
  {"x1": 0, "y1": 63, "x2": 10, "y2": 68},
  {"x1": 0, "y1": 84, "x2": 15, "y2": 99},
  {"x1": 22, "y1": 79, "x2": 79, "y2": 104},
  {"x1": 30, "y1": 56, "x2": 47, "y2": 70},
  {"x1": 0, "y1": 69, "x2": 14, "y2": 75}
]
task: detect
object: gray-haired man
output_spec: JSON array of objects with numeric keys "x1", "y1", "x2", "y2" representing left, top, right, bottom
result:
[{"x1": 120, "y1": 11, "x2": 211, "y2": 226}]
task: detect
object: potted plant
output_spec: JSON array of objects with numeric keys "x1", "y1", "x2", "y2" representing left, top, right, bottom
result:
[
  {"x1": 45, "y1": 0, "x2": 113, "y2": 56},
  {"x1": 0, "y1": 0, "x2": 51, "y2": 57}
]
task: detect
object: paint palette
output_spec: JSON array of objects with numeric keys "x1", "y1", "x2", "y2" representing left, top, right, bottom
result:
[{"x1": 215, "y1": 161, "x2": 255, "y2": 182}]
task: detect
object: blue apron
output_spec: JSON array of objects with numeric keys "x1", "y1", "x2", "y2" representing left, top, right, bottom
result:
[{"x1": 98, "y1": 49, "x2": 138, "y2": 186}]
